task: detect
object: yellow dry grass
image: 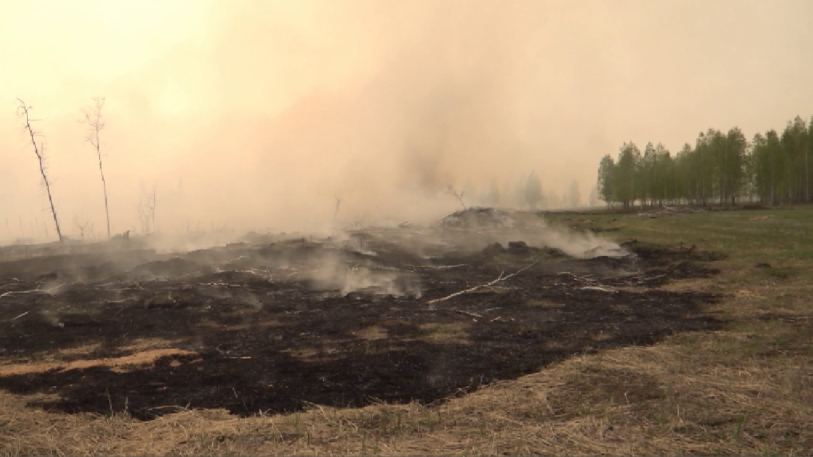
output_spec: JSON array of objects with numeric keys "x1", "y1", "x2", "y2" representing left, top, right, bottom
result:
[
  {"x1": 0, "y1": 348, "x2": 198, "y2": 376},
  {"x1": 2, "y1": 333, "x2": 809, "y2": 456}
]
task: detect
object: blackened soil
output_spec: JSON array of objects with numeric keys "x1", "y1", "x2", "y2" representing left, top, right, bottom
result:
[{"x1": 0, "y1": 231, "x2": 723, "y2": 420}]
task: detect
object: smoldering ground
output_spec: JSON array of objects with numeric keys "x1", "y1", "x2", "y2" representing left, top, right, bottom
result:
[{"x1": 0, "y1": 209, "x2": 724, "y2": 419}]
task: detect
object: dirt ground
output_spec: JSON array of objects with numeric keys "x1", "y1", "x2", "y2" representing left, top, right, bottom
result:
[{"x1": 0, "y1": 210, "x2": 724, "y2": 423}]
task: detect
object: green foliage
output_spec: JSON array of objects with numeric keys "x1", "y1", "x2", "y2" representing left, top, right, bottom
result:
[
  {"x1": 614, "y1": 142, "x2": 640, "y2": 208},
  {"x1": 597, "y1": 155, "x2": 615, "y2": 207},
  {"x1": 597, "y1": 114, "x2": 813, "y2": 207}
]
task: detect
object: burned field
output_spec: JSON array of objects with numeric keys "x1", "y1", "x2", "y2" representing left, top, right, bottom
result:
[{"x1": 0, "y1": 210, "x2": 724, "y2": 421}]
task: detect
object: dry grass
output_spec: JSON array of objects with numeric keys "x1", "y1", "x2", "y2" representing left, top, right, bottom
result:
[
  {"x1": 3, "y1": 334, "x2": 809, "y2": 456},
  {"x1": 418, "y1": 322, "x2": 472, "y2": 345},
  {"x1": 0, "y1": 348, "x2": 197, "y2": 376},
  {"x1": 2, "y1": 208, "x2": 812, "y2": 456}
]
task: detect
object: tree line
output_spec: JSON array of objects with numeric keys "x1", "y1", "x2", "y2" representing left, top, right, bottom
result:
[
  {"x1": 597, "y1": 115, "x2": 813, "y2": 208},
  {"x1": 450, "y1": 174, "x2": 589, "y2": 211}
]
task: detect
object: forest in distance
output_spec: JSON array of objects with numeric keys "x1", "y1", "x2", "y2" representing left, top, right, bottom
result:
[{"x1": 597, "y1": 114, "x2": 813, "y2": 208}]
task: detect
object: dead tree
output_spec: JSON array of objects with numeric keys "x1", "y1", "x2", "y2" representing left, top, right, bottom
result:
[
  {"x1": 333, "y1": 197, "x2": 342, "y2": 221},
  {"x1": 74, "y1": 216, "x2": 94, "y2": 241},
  {"x1": 448, "y1": 185, "x2": 466, "y2": 209},
  {"x1": 149, "y1": 187, "x2": 156, "y2": 232},
  {"x1": 137, "y1": 185, "x2": 157, "y2": 234},
  {"x1": 82, "y1": 97, "x2": 111, "y2": 238},
  {"x1": 17, "y1": 99, "x2": 63, "y2": 242}
]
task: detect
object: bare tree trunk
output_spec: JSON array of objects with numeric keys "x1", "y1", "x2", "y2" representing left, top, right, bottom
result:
[
  {"x1": 150, "y1": 187, "x2": 157, "y2": 233},
  {"x1": 83, "y1": 97, "x2": 111, "y2": 239},
  {"x1": 17, "y1": 99, "x2": 63, "y2": 242},
  {"x1": 98, "y1": 151, "x2": 111, "y2": 238},
  {"x1": 806, "y1": 152, "x2": 810, "y2": 203}
]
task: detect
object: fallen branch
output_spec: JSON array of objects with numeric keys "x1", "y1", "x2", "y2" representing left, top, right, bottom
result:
[
  {"x1": 5, "y1": 311, "x2": 29, "y2": 322},
  {"x1": 427, "y1": 264, "x2": 468, "y2": 271},
  {"x1": 0, "y1": 282, "x2": 66, "y2": 299},
  {"x1": 454, "y1": 309, "x2": 483, "y2": 319},
  {"x1": 579, "y1": 285, "x2": 617, "y2": 293},
  {"x1": 639, "y1": 274, "x2": 666, "y2": 283},
  {"x1": 556, "y1": 272, "x2": 594, "y2": 282},
  {"x1": 427, "y1": 259, "x2": 540, "y2": 305},
  {"x1": 243, "y1": 268, "x2": 274, "y2": 280}
]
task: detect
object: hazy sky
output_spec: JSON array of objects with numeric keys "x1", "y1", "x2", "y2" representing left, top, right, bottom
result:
[{"x1": 2, "y1": 0, "x2": 812, "y2": 241}]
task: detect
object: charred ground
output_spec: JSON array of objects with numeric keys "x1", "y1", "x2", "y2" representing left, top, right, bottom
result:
[{"x1": 0, "y1": 210, "x2": 724, "y2": 420}]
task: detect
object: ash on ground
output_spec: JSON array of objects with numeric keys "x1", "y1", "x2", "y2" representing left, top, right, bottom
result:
[{"x1": 0, "y1": 208, "x2": 722, "y2": 420}]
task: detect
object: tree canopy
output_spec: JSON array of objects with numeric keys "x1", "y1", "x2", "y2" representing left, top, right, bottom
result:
[{"x1": 597, "y1": 115, "x2": 813, "y2": 207}]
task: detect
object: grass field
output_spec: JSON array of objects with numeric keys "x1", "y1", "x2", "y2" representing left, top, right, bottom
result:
[{"x1": 1, "y1": 207, "x2": 811, "y2": 456}]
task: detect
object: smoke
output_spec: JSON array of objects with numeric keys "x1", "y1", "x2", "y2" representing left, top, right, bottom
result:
[
  {"x1": 309, "y1": 254, "x2": 422, "y2": 298},
  {"x1": 2, "y1": 1, "x2": 813, "y2": 243},
  {"x1": 193, "y1": 1, "x2": 555, "y2": 229}
]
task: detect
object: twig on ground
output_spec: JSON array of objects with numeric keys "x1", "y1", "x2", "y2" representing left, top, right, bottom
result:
[
  {"x1": 0, "y1": 282, "x2": 66, "y2": 299},
  {"x1": 427, "y1": 259, "x2": 540, "y2": 305},
  {"x1": 640, "y1": 274, "x2": 666, "y2": 283},
  {"x1": 579, "y1": 285, "x2": 617, "y2": 293},
  {"x1": 430, "y1": 264, "x2": 467, "y2": 270},
  {"x1": 556, "y1": 272, "x2": 594, "y2": 282},
  {"x1": 454, "y1": 309, "x2": 483, "y2": 319},
  {"x1": 5, "y1": 311, "x2": 30, "y2": 322}
]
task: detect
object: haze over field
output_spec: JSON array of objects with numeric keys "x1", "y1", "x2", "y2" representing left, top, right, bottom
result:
[{"x1": 1, "y1": 0, "x2": 812, "y2": 242}]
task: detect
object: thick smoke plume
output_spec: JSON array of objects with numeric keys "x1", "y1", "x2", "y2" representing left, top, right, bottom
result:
[{"x1": 1, "y1": 1, "x2": 812, "y2": 243}]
